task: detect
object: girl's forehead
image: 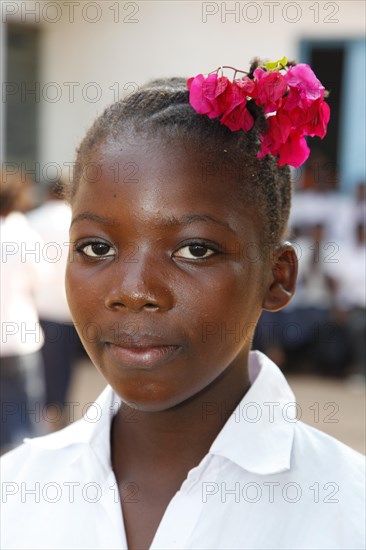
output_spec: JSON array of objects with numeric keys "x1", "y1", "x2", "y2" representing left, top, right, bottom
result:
[
  {"x1": 99, "y1": 131, "x2": 241, "y2": 167},
  {"x1": 91, "y1": 135, "x2": 249, "y2": 193},
  {"x1": 73, "y1": 141, "x2": 263, "y2": 239},
  {"x1": 78, "y1": 146, "x2": 243, "y2": 210}
]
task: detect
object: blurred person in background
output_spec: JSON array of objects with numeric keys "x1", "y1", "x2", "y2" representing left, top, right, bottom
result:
[
  {"x1": 331, "y1": 220, "x2": 366, "y2": 379},
  {"x1": 0, "y1": 170, "x2": 47, "y2": 453},
  {"x1": 290, "y1": 223, "x2": 351, "y2": 377},
  {"x1": 254, "y1": 223, "x2": 352, "y2": 377},
  {"x1": 27, "y1": 180, "x2": 78, "y2": 430},
  {"x1": 354, "y1": 181, "x2": 366, "y2": 224}
]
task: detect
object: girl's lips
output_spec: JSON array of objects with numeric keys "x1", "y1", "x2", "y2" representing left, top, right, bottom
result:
[{"x1": 107, "y1": 343, "x2": 182, "y2": 369}]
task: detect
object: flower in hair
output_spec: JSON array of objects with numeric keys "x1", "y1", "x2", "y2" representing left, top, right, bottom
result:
[
  {"x1": 187, "y1": 73, "x2": 233, "y2": 118},
  {"x1": 186, "y1": 57, "x2": 330, "y2": 168},
  {"x1": 253, "y1": 69, "x2": 288, "y2": 113},
  {"x1": 220, "y1": 80, "x2": 255, "y2": 132}
]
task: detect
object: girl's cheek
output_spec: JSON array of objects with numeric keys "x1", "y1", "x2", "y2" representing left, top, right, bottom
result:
[
  {"x1": 65, "y1": 267, "x2": 86, "y2": 313},
  {"x1": 66, "y1": 265, "x2": 106, "y2": 318}
]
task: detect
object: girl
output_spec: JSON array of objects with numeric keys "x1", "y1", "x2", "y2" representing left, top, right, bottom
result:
[{"x1": 1, "y1": 58, "x2": 364, "y2": 550}]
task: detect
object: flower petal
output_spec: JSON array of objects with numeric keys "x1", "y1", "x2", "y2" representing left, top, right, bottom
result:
[
  {"x1": 277, "y1": 132, "x2": 310, "y2": 168},
  {"x1": 285, "y1": 64, "x2": 325, "y2": 100}
]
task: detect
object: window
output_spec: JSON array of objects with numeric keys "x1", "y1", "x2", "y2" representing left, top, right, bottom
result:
[{"x1": 5, "y1": 23, "x2": 40, "y2": 167}]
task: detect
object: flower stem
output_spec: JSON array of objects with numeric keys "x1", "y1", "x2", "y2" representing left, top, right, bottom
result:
[{"x1": 208, "y1": 66, "x2": 249, "y2": 76}]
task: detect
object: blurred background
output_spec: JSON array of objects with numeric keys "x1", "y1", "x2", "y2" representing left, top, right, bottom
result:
[{"x1": 0, "y1": 0, "x2": 365, "y2": 454}]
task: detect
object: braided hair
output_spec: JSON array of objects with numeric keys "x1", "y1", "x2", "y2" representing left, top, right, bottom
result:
[{"x1": 71, "y1": 76, "x2": 292, "y2": 244}]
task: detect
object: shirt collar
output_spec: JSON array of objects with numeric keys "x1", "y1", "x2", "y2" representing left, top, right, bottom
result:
[
  {"x1": 24, "y1": 385, "x2": 118, "y2": 452},
  {"x1": 25, "y1": 351, "x2": 295, "y2": 475},
  {"x1": 209, "y1": 350, "x2": 295, "y2": 475}
]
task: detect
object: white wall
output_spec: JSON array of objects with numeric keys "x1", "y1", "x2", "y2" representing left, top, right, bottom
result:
[{"x1": 3, "y1": 0, "x2": 365, "y2": 178}]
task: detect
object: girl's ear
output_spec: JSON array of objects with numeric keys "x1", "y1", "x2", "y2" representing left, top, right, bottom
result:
[{"x1": 262, "y1": 243, "x2": 298, "y2": 312}]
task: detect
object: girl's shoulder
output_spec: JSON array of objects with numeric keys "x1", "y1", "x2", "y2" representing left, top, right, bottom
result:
[
  {"x1": 291, "y1": 418, "x2": 365, "y2": 497},
  {"x1": 1, "y1": 417, "x2": 87, "y2": 482},
  {"x1": 1, "y1": 385, "x2": 117, "y2": 482}
]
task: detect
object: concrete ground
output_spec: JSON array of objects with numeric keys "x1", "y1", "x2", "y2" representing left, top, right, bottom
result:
[{"x1": 67, "y1": 359, "x2": 365, "y2": 455}]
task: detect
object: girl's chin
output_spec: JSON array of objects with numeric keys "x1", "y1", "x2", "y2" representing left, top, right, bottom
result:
[
  {"x1": 111, "y1": 391, "x2": 194, "y2": 413},
  {"x1": 104, "y1": 373, "x2": 205, "y2": 413}
]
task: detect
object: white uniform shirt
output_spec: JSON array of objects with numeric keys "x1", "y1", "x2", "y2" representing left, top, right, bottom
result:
[
  {"x1": 0, "y1": 213, "x2": 47, "y2": 356},
  {"x1": 289, "y1": 237, "x2": 335, "y2": 309},
  {"x1": 26, "y1": 201, "x2": 72, "y2": 322},
  {"x1": 327, "y1": 242, "x2": 366, "y2": 310},
  {"x1": 1, "y1": 351, "x2": 364, "y2": 550}
]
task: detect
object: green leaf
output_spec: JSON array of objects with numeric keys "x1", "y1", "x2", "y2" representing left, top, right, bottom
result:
[
  {"x1": 278, "y1": 56, "x2": 288, "y2": 67},
  {"x1": 263, "y1": 56, "x2": 288, "y2": 71}
]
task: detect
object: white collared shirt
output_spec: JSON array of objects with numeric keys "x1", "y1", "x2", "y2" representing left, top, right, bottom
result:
[
  {"x1": 0, "y1": 213, "x2": 47, "y2": 356},
  {"x1": 1, "y1": 351, "x2": 365, "y2": 549},
  {"x1": 26, "y1": 201, "x2": 72, "y2": 322}
]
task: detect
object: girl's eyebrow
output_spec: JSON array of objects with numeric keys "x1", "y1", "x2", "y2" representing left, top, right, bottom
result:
[
  {"x1": 70, "y1": 212, "x2": 120, "y2": 227},
  {"x1": 160, "y1": 214, "x2": 236, "y2": 235},
  {"x1": 70, "y1": 212, "x2": 236, "y2": 234}
]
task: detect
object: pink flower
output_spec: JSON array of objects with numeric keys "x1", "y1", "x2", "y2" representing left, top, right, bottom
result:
[
  {"x1": 187, "y1": 74, "x2": 213, "y2": 114},
  {"x1": 187, "y1": 74, "x2": 233, "y2": 118},
  {"x1": 253, "y1": 68, "x2": 287, "y2": 113},
  {"x1": 301, "y1": 98, "x2": 331, "y2": 138},
  {"x1": 225, "y1": 80, "x2": 247, "y2": 109},
  {"x1": 282, "y1": 86, "x2": 302, "y2": 111},
  {"x1": 257, "y1": 111, "x2": 291, "y2": 156},
  {"x1": 234, "y1": 76, "x2": 257, "y2": 99},
  {"x1": 257, "y1": 132, "x2": 273, "y2": 160},
  {"x1": 187, "y1": 61, "x2": 330, "y2": 169},
  {"x1": 284, "y1": 97, "x2": 330, "y2": 139},
  {"x1": 258, "y1": 130, "x2": 310, "y2": 168},
  {"x1": 285, "y1": 63, "x2": 325, "y2": 101},
  {"x1": 219, "y1": 80, "x2": 254, "y2": 132},
  {"x1": 257, "y1": 114, "x2": 310, "y2": 168},
  {"x1": 276, "y1": 131, "x2": 310, "y2": 168},
  {"x1": 214, "y1": 77, "x2": 235, "y2": 114},
  {"x1": 268, "y1": 111, "x2": 292, "y2": 146},
  {"x1": 220, "y1": 99, "x2": 254, "y2": 132}
]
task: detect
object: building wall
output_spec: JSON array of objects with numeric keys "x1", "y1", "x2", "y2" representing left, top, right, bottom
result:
[{"x1": 2, "y1": 0, "x2": 365, "y2": 179}]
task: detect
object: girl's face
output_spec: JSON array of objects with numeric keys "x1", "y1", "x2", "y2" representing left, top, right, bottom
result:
[{"x1": 66, "y1": 137, "x2": 273, "y2": 411}]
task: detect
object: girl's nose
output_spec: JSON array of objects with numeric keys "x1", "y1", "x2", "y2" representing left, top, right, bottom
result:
[{"x1": 104, "y1": 257, "x2": 174, "y2": 313}]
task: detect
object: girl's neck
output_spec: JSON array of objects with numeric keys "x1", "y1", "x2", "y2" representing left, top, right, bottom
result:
[{"x1": 111, "y1": 352, "x2": 251, "y2": 479}]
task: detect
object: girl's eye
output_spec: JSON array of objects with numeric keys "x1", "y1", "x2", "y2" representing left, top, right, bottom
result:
[
  {"x1": 174, "y1": 244, "x2": 216, "y2": 260},
  {"x1": 77, "y1": 242, "x2": 116, "y2": 258}
]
